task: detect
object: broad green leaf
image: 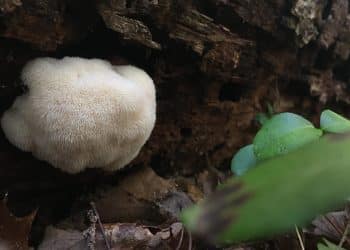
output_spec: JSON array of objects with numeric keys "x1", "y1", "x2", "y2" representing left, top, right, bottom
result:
[
  {"x1": 317, "y1": 239, "x2": 346, "y2": 250},
  {"x1": 182, "y1": 134, "x2": 350, "y2": 244},
  {"x1": 231, "y1": 144, "x2": 257, "y2": 176},
  {"x1": 253, "y1": 112, "x2": 322, "y2": 161},
  {"x1": 320, "y1": 110, "x2": 350, "y2": 133}
]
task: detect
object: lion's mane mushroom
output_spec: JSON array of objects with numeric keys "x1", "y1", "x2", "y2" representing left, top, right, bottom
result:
[{"x1": 1, "y1": 57, "x2": 156, "y2": 173}]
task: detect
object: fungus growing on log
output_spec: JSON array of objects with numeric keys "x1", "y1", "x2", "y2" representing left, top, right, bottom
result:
[{"x1": 1, "y1": 57, "x2": 156, "y2": 173}]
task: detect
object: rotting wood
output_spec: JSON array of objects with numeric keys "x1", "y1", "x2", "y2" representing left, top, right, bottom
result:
[{"x1": 0, "y1": 2, "x2": 350, "y2": 248}]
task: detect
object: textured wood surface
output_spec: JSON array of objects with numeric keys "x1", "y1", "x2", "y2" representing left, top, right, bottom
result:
[{"x1": 0, "y1": 0, "x2": 349, "y2": 231}]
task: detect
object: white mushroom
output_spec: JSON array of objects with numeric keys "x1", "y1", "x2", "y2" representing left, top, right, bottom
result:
[{"x1": 1, "y1": 57, "x2": 156, "y2": 173}]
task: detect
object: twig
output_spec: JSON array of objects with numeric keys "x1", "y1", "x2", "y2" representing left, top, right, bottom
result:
[
  {"x1": 3, "y1": 192, "x2": 8, "y2": 202},
  {"x1": 175, "y1": 227, "x2": 184, "y2": 250},
  {"x1": 84, "y1": 210, "x2": 97, "y2": 250},
  {"x1": 187, "y1": 231, "x2": 192, "y2": 250},
  {"x1": 295, "y1": 225, "x2": 305, "y2": 250},
  {"x1": 205, "y1": 153, "x2": 225, "y2": 184},
  {"x1": 339, "y1": 220, "x2": 350, "y2": 248},
  {"x1": 90, "y1": 202, "x2": 111, "y2": 250}
]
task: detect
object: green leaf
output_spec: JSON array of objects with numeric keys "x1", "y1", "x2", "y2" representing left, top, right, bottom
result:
[
  {"x1": 267, "y1": 103, "x2": 274, "y2": 117},
  {"x1": 317, "y1": 239, "x2": 346, "y2": 250},
  {"x1": 182, "y1": 134, "x2": 350, "y2": 244},
  {"x1": 320, "y1": 110, "x2": 350, "y2": 133},
  {"x1": 231, "y1": 144, "x2": 257, "y2": 176},
  {"x1": 253, "y1": 112, "x2": 322, "y2": 161},
  {"x1": 255, "y1": 113, "x2": 270, "y2": 126},
  {"x1": 255, "y1": 103, "x2": 274, "y2": 126}
]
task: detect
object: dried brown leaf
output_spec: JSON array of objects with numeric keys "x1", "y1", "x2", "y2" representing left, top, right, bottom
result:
[
  {"x1": 0, "y1": 199, "x2": 36, "y2": 250},
  {"x1": 311, "y1": 210, "x2": 350, "y2": 243},
  {"x1": 94, "y1": 167, "x2": 192, "y2": 223},
  {"x1": 38, "y1": 222, "x2": 185, "y2": 250}
]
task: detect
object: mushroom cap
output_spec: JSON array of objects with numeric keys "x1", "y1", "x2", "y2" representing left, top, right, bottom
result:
[{"x1": 1, "y1": 57, "x2": 156, "y2": 173}]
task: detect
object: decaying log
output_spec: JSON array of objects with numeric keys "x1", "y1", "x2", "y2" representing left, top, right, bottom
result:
[{"x1": 0, "y1": 2, "x2": 350, "y2": 245}]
